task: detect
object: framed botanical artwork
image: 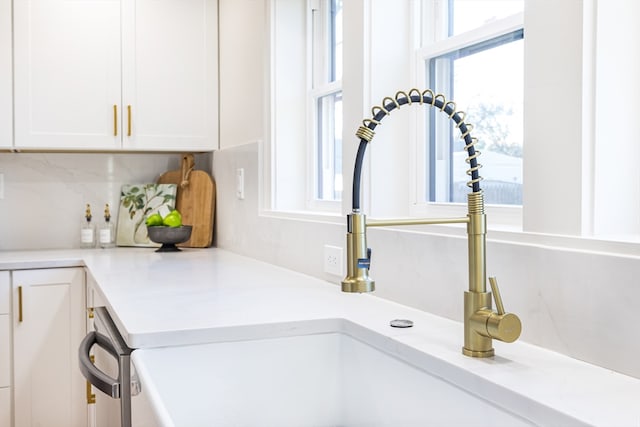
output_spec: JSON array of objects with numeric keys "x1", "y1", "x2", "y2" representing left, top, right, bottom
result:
[{"x1": 116, "y1": 183, "x2": 177, "y2": 247}]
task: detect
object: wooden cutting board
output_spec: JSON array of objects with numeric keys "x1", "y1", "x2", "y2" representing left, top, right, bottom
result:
[{"x1": 157, "y1": 154, "x2": 215, "y2": 247}]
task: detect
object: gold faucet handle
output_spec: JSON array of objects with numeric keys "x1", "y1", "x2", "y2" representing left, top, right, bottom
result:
[
  {"x1": 486, "y1": 277, "x2": 522, "y2": 343},
  {"x1": 489, "y1": 277, "x2": 506, "y2": 314}
]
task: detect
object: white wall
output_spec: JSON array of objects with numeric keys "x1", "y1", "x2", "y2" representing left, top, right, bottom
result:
[
  {"x1": 594, "y1": 0, "x2": 640, "y2": 237},
  {"x1": 218, "y1": 0, "x2": 266, "y2": 149},
  {"x1": 215, "y1": 0, "x2": 640, "y2": 380},
  {"x1": 523, "y1": 0, "x2": 590, "y2": 236}
]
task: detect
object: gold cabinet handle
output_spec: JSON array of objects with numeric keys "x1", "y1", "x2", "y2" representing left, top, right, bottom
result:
[
  {"x1": 127, "y1": 105, "x2": 132, "y2": 136},
  {"x1": 113, "y1": 105, "x2": 118, "y2": 136},
  {"x1": 18, "y1": 285, "x2": 23, "y2": 322},
  {"x1": 86, "y1": 355, "x2": 96, "y2": 404},
  {"x1": 86, "y1": 380, "x2": 96, "y2": 404}
]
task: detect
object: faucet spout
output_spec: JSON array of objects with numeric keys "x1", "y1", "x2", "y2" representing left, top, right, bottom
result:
[{"x1": 342, "y1": 89, "x2": 521, "y2": 358}]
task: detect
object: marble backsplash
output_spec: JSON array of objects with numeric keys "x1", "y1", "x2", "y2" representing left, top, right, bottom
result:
[
  {"x1": 0, "y1": 152, "x2": 212, "y2": 250},
  {"x1": 213, "y1": 141, "x2": 640, "y2": 380}
]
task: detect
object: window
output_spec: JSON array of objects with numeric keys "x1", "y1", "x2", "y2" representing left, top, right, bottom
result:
[
  {"x1": 419, "y1": 1, "x2": 524, "y2": 206},
  {"x1": 315, "y1": 91, "x2": 343, "y2": 201},
  {"x1": 310, "y1": 0, "x2": 343, "y2": 205},
  {"x1": 269, "y1": 0, "x2": 342, "y2": 213},
  {"x1": 267, "y1": 1, "x2": 638, "y2": 244}
]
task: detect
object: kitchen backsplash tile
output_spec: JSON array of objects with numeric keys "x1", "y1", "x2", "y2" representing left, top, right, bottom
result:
[{"x1": 0, "y1": 152, "x2": 211, "y2": 250}]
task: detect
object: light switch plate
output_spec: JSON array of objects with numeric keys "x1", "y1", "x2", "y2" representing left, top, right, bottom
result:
[{"x1": 236, "y1": 168, "x2": 245, "y2": 200}]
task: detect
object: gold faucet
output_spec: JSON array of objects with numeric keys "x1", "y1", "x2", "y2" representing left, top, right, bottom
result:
[{"x1": 342, "y1": 89, "x2": 521, "y2": 357}]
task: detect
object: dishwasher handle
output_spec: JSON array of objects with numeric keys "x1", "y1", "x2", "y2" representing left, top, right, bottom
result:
[{"x1": 79, "y1": 331, "x2": 122, "y2": 398}]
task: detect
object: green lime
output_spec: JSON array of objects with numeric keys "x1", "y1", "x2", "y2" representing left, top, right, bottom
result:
[{"x1": 145, "y1": 213, "x2": 163, "y2": 226}]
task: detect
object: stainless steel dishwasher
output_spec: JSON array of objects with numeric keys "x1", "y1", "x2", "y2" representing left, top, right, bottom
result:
[{"x1": 79, "y1": 306, "x2": 140, "y2": 427}]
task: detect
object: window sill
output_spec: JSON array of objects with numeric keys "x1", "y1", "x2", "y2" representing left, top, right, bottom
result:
[
  {"x1": 259, "y1": 209, "x2": 345, "y2": 225},
  {"x1": 260, "y1": 208, "x2": 640, "y2": 259}
]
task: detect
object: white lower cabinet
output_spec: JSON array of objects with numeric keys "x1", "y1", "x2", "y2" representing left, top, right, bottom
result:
[
  {"x1": 0, "y1": 316, "x2": 9, "y2": 425},
  {"x1": 0, "y1": 271, "x2": 10, "y2": 426},
  {"x1": 0, "y1": 388, "x2": 9, "y2": 427},
  {"x1": 12, "y1": 267, "x2": 87, "y2": 427}
]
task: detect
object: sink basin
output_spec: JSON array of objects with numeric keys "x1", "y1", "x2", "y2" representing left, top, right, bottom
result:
[{"x1": 131, "y1": 324, "x2": 544, "y2": 427}]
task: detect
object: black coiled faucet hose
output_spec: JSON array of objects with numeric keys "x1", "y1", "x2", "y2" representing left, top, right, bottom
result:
[{"x1": 351, "y1": 92, "x2": 481, "y2": 211}]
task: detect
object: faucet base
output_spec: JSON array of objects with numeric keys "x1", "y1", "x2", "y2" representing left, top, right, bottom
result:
[
  {"x1": 463, "y1": 291, "x2": 495, "y2": 357},
  {"x1": 341, "y1": 278, "x2": 375, "y2": 293},
  {"x1": 462, "y1": 347, "x2": 495, "y2": 358}
]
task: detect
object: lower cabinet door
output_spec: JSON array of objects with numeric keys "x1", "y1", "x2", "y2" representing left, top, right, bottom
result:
[
  {"x1": 13, "y1": 268, "x2": 86, "y2": 427},
  {"x1": 0, "y1": 387, "x2": 9, "y2": 426},
  {"x1": 0, "y1": 314, "x2": 9, "y2": 387}
]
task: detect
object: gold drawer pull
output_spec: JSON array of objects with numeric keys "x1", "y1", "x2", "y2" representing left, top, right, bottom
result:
[
  {"x1": 86, "y1": 354, "x2": 96, "y2": 404},
  {"x1": 18, "y1": 285, "x2": 23, "y2": 322},
  {"x1": 113, "y1": 105, "x2": 118, "y2": 136},
  {"x1": 127, "y1": 105, "x2": 132, "y2": 136},
  {"x1": 86, "y1": 380, "x2": 96, "y2": 404}
]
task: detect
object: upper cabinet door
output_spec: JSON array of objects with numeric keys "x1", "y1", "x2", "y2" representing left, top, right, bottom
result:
[
  {"x1": 13, "y1": 0, "x2": 218, "y2": 152},
  {"x1": 121, "y1": 0, "x2": 218, "y2": 151},
  {"x1": 13, "y1": 0, "x2": 123, "y2": 150},
  {"x1": 0, "y1": 0, "x2": 12, "y2": 149}
]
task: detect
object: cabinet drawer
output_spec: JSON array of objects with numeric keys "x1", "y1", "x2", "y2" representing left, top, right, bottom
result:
[
  {"x1": 0, "y1": 271, "x2": 8, "y2": 314},
  {"x1": 0, "y1": 315, "x2": 8, "y2": 387}
]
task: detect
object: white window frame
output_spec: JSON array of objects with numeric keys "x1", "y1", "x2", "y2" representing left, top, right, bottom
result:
[
  {"x1": 266, "y1": 1, "x2": 640, "y2": 248},
  {"x1": 411, "y1": 7, "x2": 524, "y2": 229},
  {"x1": 307, "y1": 0, "x2": 343, "y2": 213},
  {"x1": 266, "y1": 0, "x2": 343, "y2": 215}
]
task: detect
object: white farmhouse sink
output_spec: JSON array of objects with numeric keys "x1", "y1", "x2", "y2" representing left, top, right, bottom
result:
[{"x1": 131, "y1": 320, "x2": 582, "y2": 427}]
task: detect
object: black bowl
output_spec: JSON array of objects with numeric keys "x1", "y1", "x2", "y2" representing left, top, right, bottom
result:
[{"x1": 147, "y1": 225, "x2": 192, "y2": 252}]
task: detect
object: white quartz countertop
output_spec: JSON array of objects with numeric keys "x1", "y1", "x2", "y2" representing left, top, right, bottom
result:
[{"x1": 1, "y1": 247, "x2": 639, "y2": 426}]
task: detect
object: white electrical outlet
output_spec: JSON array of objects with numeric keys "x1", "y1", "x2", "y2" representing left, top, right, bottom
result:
[{"x1": 323, "y1": 245, "x2": 343, "y2": 276}]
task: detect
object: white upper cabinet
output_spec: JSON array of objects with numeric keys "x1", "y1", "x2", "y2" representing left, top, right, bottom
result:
[
  {"x1": 14, "y1": 0, "x2": 122, "y2": 150},
  {"x1": 0, "y1": 0, "x2": 12, "y2": 149},
  {"x1": 14, "y1": 0, "x2": 218, "y2": 152},
  {"x1": 121, "y1": 0, "x2": 218, "y2": 151}
]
